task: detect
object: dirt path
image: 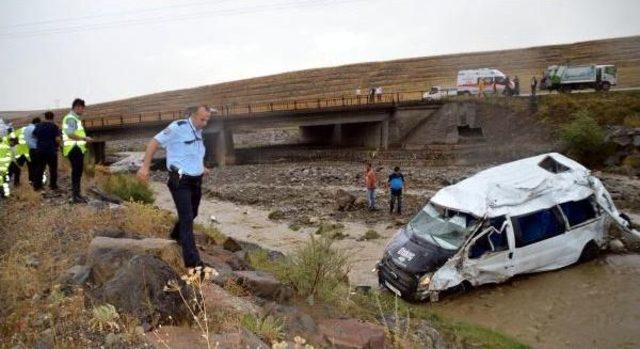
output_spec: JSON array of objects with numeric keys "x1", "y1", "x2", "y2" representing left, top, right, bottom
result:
[{"x1": 151, "y1": 181, "x2": 395, "y2": 287}]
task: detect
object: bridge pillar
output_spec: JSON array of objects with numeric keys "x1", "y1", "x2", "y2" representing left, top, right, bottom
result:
[
  {"x1": 88, "y1": 141, "x2": 106, "y2": 164},
  {"x1": 381, "y1": 119, "x2": 389, "y2": 150},
  {"x1": 332, "y1": 124, "x2": 343, "y2": 146},
  {"x1": 205, "y1": 129, "x2": 235, "y2": 167}
]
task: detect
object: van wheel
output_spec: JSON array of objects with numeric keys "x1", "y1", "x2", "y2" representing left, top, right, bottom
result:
[
  {"x1": 602, "y1": 82, "x2": 611, "y2": 91},
  {"x1": 579, "y1": 241, "x2": 599, "y2": 263}
]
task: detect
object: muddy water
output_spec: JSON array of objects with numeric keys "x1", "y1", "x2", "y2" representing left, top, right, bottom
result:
[{"x1": 429, "y1": 254, "x2": 640, "y2": 349}]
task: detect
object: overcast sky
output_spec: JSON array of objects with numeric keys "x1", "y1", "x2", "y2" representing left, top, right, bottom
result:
[{"x1": 1, "y1": 0, "x2": 639, "y2": 111}]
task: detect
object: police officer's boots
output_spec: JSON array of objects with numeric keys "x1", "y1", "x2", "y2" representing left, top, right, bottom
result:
[{"x1": 72, "y1": 184, "x2": 87, "y2": 204}]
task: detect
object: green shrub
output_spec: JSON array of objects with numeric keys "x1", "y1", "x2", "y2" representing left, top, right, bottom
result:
[
  {"x1": 247, "y1": 236, "x2": 350, "y2": 304},
  {"x1": 623, "y1": 115, "x2": 640, "y2": 128},
  {"x1": 362, "y1": 229, "x2": 381, "y2": 240},
  {"x1": 288, "y1": 223, "x2": 302, "y2": 231},
  {"x1": 241, "y1": 314, "x2": 284, "y2": 344},
  {"x1": 560, "y1": 110, "x2": 611, "y2": 166},
  {"x1": 267, "y1": 210, "x2": 285, "y2": 220},
  {"x1": 102, "y1": 174, "x2": 154, "y2": 204},
  {"x1": 536, "y1": 90, "x2": 640, "y2": 126},
  {"x1": 314, "y1": 222, "x2": 347, "y2": 239},
  {"x1": 194, "y1": 223, "x2": 226, "y2": 245}
]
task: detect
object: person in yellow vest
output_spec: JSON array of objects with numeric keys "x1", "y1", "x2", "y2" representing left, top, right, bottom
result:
[
  {"x1": 6, "y1": 131, "x2": 22, "y2": 187},
  {"x1": 7, "y1": 127, "x2": 31, "y2": 187},
  {"x1": 62, "y1": 98, "x2": 93, "y2": 203},
  {"x1": 0, "y1": 136, "x2": 11, "y2": 197}
]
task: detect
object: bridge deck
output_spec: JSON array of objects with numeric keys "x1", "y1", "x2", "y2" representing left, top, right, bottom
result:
[{"x1": 17, "y1": 90, "x2": 436, "y2": 131}]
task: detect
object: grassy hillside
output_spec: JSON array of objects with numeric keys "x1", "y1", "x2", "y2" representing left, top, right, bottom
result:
[{"x1": 6, "y1": 36, "x2": 640, "y2": 120}]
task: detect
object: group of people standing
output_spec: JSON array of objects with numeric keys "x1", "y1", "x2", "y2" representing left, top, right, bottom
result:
[
  {"x1": 0, "y1": 98, "x2": 93, "y2": 203},
  {"x1": 364, "y1": 162, "x2": 405, "y2": 215},
  {"x1": 355, "y1": 86, "x2": 384, "y2": 102}
]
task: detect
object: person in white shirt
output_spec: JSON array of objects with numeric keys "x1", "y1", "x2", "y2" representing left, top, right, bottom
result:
[
  {"x1": 375, "y1": 86, "x2": 383, "y2": 101},
  {"x1": 22, "y1": 117, "x2": 40, "y2": 186}
]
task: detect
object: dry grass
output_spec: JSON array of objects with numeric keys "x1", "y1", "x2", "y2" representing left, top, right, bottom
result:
[
  {"x1": 119, "y1": 202, "x2": 175, "y2": 238},
  {"x1": 0, "y1": 178, "x2": 183, "y2": 347},
  {"x1": 0, "y1": 186, "x2": 142, "y2": 347}
]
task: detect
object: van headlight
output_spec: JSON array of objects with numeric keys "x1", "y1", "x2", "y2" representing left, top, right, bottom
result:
[{"x1": 419, "y1": 273, "x2": 433, "y2": 288}]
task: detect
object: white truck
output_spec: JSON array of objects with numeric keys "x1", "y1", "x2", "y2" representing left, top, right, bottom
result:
[
  {"x1": 541, "y1": 64, "x2": 617, "y2": 93},
  {"x1": 456, "y1": 68, "x2": 515, "y2": 96},
  {"x1": 422, "y1": 86, "x2": 458, "y2": 102}
]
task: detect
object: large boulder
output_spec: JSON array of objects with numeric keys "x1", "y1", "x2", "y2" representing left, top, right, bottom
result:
[
  {"x1": 232, "y1": 270, "x2": 293, "y2": 302},
  {"x1": 109, "y1": 152, "x2": 144, "y2": 174},
  {"x1": 336, "y1": 189, "x2": 357, "y2": 211},
  {"x1": 200, "y1": 245, "x2": 251, "y2": 271},
  {"x1": 87, "y1": 237, "x2": 184, "y2": 285},
  {"x1": 263, "y1": 303, "x2": 322, "y2": 344},
  {"x1": 58, "y1": 264, "x2": 91, "y2": 292},
  {"x1": 201, "y1": 283, "x2": 262, "y2": 315},
  {"x1": 318, "y1": 318, "x2": 386, "y2": 349},
  {"x1": 97, "y1": 255, "x2": 191, "y2": 326}
]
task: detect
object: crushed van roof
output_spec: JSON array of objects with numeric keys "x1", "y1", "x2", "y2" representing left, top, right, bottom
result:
[{"x1": 430, "y1": 153, "x2": 595, "y2": 218}]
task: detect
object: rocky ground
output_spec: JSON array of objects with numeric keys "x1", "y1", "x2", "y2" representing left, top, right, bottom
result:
[{"x1": 152, "y1": 161, "x2": 484, "y2": 225}]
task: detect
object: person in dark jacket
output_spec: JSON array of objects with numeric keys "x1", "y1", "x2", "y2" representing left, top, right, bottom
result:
[
  {"x1": 531, "y1": 76, "x2": 538, "y2": 96},
  {"x1": 388, "y1": 166, "x2": 405, "y2": 214},
  {"x1": 33, "y1": 111, "x2": 61, "y2": 190}
]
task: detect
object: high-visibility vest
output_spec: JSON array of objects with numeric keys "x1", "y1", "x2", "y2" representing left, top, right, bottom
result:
[
  {"x1": 62, "y1": 112, "x2": 87, "y2": 157},
  {"x1": 0, "y1": 137, "x2": 10, "y2": 197},
  {"x1": 0, "y1": 137, "x2": 10, "y2": 171},
  {"x1": 13, "y1": 127, "x2": 30, "y2": 160}
]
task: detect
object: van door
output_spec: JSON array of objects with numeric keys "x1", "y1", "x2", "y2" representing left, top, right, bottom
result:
[
  {"x1": 559, "y1": 196, "x2": 605, "y2": 261},
  {"x1": 511, "y1": 206, "x2": 571, "y2": 274},
  {"x1": 462, "y1": 217, "x2": 515, "y2": 284}
]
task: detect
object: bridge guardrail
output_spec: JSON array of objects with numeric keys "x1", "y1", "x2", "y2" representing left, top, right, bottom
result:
[{"x1": 15, "y1": 90, "x2": 434, "y2": 130}]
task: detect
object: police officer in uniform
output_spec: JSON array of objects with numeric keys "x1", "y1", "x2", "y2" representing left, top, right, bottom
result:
[
  {"x1": 137, "y1": 105, "x2": 212, "y2": 268},
  {"x1": 62, "y1": 99, "x2": 93, "y2": 203}
]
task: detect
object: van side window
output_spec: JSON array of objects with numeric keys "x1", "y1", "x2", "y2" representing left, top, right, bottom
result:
[
  {"x1": 468, "y1": 216, "x2": 508, "y2": 259},
  {"x1": 512, "y1": 207, "x2": 566, "y2": 248},
  {"x1": 560, "y1": 197, "x2": 597, "y2": 227}
]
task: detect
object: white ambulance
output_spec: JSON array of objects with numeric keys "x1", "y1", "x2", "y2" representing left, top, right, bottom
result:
[{"x1": 456, "y1": 68, "x2": 515, "y2": 96}]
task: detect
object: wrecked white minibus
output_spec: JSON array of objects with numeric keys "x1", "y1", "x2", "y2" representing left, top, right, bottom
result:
[{"x1": 377, "y1": 153, "x2": 639, "y2": 301}]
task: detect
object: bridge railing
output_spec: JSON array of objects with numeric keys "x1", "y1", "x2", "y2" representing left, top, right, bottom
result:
[
  {"x1": 217, "y1": 91, "x2": 419, "y2": 115},
  {"x1": 20, "y1": 90, "x2": 434, "y2": 130}
]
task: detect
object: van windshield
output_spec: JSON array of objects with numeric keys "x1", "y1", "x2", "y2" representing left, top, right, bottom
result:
[{"x1": 407, "y1": 203, "x2": 479, "y2": 250}]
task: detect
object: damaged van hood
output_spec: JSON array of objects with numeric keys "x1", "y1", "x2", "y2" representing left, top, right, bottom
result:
[{"x1": 387, "y1": 233, "x2": 456, "y2": 274}]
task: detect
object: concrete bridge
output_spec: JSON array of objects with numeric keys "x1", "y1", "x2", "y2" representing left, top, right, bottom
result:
[{"x1": 76, "y1": 91, "x2": 443, "y2": 166}]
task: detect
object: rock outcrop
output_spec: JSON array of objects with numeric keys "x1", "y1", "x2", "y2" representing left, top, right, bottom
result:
[{"x1": 87, "y1": 237, "x2": 185, "y2": 285}]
